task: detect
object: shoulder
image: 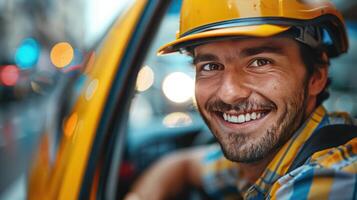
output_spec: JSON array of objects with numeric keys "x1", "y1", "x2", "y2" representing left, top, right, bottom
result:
[
  {"x1": 199, "y1": 144, "x2": 243, "y2": 199},
  {"x1": 310, "y1": 137, "x2": 357, "y2": 171},
  {"x1": 274, "y1": 164, "x2": 357, "y2": 199},
  {"x1": 272, "y1": 138, "x2": 357, "y2": 199}
]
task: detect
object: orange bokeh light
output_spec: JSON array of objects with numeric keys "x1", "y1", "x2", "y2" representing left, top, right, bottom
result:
[
  {"x1": 50, "y1": 42, "x2": 74, "y2": 68},
  {"x1": 64, "y1": 112, "x2": 78, "y2": 137}
]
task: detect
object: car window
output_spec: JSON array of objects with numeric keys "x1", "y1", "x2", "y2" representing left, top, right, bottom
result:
[
  {"x1": 126, "y1": 0, "x2": 210, "y2": 167},
  {"x1": 117, "y1": 0, "x2": 357, "y2": 199},
  {"x1": 112, "y1": 1, "x2": 211, "y2": 198}
]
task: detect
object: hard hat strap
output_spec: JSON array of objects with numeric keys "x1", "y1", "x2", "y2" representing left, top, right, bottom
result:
[{"x1": 294, "y1": 25, "x2": 323, "y2": 49}]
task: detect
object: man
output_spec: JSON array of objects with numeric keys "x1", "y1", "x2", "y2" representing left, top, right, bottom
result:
[{"x1": 126, "y1": 0, "x2": 357, "y2": 199}]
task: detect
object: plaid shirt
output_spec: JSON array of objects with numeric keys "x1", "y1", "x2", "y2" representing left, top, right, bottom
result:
[{"x1": 201, "y1": 106, "x2": 357, "y2": 200}]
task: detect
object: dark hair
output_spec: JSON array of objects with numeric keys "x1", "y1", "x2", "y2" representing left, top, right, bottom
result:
[{"x1": 298, "y1": 42, "x2": 330, "y2": 106}]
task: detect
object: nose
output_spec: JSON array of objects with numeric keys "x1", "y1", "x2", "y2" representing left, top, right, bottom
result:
[{"x1": 216, "y1": 70, "x2": 251, "y2": 104}]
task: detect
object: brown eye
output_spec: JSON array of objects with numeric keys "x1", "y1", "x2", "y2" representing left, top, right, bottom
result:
[
  {"x1": 201, "y1": 63, "x2": 222, "y2": 71},
  {"x1": 250, "y1": 59, "x2": 272, "y2": 67}
]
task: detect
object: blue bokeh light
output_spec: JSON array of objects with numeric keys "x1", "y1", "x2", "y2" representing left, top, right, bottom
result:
[{"x1": 14, "y1": 38, "x2": 40, "y2": 70}]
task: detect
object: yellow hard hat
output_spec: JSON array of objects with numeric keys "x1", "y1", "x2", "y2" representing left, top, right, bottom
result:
[{"x1": 158, "y1": 0, "x2": 348, "y2": 58}]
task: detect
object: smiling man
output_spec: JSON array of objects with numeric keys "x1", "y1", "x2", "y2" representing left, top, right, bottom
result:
[
  {"x1": 193, "y1": 37, "x2": 313, "y2": 164},
  {"x1": 125, "y1": 0, "x2": 357, "y2": 199}
]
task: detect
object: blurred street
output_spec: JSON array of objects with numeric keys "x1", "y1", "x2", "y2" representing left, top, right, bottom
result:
[
  {"x1": 0, "y1": 0, "x2": 129, "y2": 199},
  {"x1": 0, "y1": 72, "x2": 75, "y2": 199},
  {"x1": 0, "y1": 96, "x2": 47, "y2": 199},
  {"x1": 0, "y1": 0, "x2": 356, "y2": 199}
]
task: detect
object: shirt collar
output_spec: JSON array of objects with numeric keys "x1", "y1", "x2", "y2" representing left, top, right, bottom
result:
[{"x1": 243, "y1": 106, "x2": 328, "y2": 199}]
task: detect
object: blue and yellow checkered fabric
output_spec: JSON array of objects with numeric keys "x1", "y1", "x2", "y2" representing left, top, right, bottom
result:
[{"x1": 201, "y1": 106, "x2": 357, "y2": 200}]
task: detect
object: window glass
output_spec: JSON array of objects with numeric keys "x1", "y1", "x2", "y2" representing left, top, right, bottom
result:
[{"x1": 125, "y1": 0, "x2": 210, "y2": 174}]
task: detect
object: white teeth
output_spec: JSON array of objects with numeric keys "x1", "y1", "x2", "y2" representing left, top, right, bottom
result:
[
  {"x1": 245, "y1": 113, "x2": 251, "y2": 122},
  {"x1": 222, "y1": 111, "x2": 265, "y2": 124},
  {"x1": 232, "y1": 116, "x2": 238, "y2": 123},
  {"x1": 251, "y1": 112, "x2": 257, "y2": 120},
  {"x1": 238, "y1": 115, "x2": 245, "y2": 123}
]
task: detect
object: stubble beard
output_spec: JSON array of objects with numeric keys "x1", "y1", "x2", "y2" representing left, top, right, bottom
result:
[{"x1": 197, "y1": 86, "x2": 308, "y2": 163}]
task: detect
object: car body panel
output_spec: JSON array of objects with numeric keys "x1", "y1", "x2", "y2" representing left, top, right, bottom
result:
[{"x1": 28, "y1": 1, "x2": 148, "y2": 199}]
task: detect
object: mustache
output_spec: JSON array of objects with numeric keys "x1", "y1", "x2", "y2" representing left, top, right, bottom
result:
[{"x1": 205, "y1": 98, "x2": 276, "y2": 113}]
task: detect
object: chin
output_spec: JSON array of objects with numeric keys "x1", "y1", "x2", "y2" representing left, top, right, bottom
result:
[{"x1": 215, "y1": 128, "x2": 279, "y2": 163}]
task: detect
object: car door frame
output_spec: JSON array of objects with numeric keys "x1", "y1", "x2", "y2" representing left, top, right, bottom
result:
[{"x1": 78, "y1": 1, "x2": 172, "y2": 199}]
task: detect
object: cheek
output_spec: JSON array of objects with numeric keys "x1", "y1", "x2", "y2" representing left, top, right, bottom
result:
[
  {"x1": 195, "y1": 79, "x2": 217, "y2": 104},
  {"x1": 249, "y1": 75, "x2": 301, "y2": 103}
]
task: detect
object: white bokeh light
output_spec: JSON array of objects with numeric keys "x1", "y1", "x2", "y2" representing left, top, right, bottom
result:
[
  {"x1": 136, "y1": 65, "x2": 155, "y2": 92},
  {"x1": 162, "y1": 72, "x2": 194, "y2": 104},
  {"x1": 163, "y1": 112, "x2": 193, "y2": 128}
]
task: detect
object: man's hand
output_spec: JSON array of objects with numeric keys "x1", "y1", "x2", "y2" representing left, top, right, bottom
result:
[{"x1": 124, "y1": 147, "x2": 206, "y2": 200}]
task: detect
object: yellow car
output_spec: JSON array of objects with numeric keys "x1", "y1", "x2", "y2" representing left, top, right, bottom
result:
[
  {"x1": 27, "y1": 1, "x2": 207, "y2": 199},
  {"x1": 24, "y1": 0, "x2": 357, "y2": 199}
]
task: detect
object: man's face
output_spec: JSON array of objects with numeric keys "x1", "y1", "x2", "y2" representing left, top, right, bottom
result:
[{"x1": 193, "y1": 37, "x2": 315, "y2": 163}]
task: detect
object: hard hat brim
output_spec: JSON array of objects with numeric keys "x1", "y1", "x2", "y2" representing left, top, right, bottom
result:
[{"x1": 158, "y1": 24, "x2": 291, "y2": 55}]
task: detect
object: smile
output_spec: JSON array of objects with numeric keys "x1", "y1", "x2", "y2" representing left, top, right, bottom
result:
[{"x1": 219, "y1": 110, "x2": 270, "y2": 124}]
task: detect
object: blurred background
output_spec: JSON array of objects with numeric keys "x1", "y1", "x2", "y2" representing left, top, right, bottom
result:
[
  {"x1": 0, "y1": 0, "x2": 356, "y2": 199},
  {"x1": 0, "y1": 0, "x2": 131, "y2": 199}
]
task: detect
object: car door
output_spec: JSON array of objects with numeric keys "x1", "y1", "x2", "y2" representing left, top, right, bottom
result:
[{"x1": 27, "y1": 1, "x2": 172, "y2": 199}]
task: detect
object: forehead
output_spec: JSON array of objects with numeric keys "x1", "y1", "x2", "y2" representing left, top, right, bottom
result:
[{"x1": 193, "y1": 36, "x2": 299, "y2": 56}]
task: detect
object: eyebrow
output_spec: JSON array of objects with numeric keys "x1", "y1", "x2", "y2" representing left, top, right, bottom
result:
[
  {"x1": 193, "y1": 43, "x2": 286, "y2": 65},
  {"x1": 240, "y1": 45, "x2": 284, "y2": 57},
  {"x1": 192, "y1": 54, "x2": 219, "y2": 65}
]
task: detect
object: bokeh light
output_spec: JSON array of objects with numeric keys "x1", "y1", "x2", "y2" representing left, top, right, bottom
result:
[
  {"x1": 50, "y1": 42, "x2": 74, "y2": 68},
  {"x1": 30, "y1": 81, "x2": 42, "y2": 94},
  {"x1": 64, "y1": 112, "x2": 78, "y2": 137},
  {"x1": 163, "y1": 112, "x2": 193, "y2": 128},
  {"x1": 162, "y1": 72, "x2": 194, "y2": 103},
  {"x1": 0, "y1": 65, "x2": 20, "y2": 86},
  {"x1": 14, "y1": 38, "x2": 40, "y2": 69},
  {"x1": 85, "y1": 79, "x2": 99, "y2": 101},
  {"x1": 136, "y1": 65, "x2": 154, "y2": 92}
]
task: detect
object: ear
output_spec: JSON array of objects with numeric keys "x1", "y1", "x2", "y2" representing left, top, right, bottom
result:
[{"x1": 308, "y1": 56, "x2": 329, "y2": 96}]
